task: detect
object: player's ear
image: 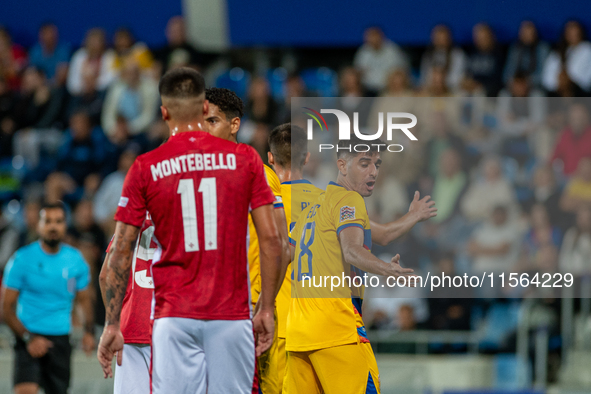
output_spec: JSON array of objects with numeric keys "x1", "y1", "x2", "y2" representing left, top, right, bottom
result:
[
  {"x1": 337, "y1": 157, "x2": 348, "y2": 175},
  {"x1": 160, "y1": 106, "x2": 170, "y2": 121},
  {"x1": 268, "y1": 152, "x2": 275, "y2": 166},
  {"x1": 231, "y1": 117, "x2": 241, "y2": 137},
  {"x1": 203, "y1": 99, "x2": 209, "y2": 118},
  {"x1": 304, "y1": 152, "x2": 311, "y2": 166}
]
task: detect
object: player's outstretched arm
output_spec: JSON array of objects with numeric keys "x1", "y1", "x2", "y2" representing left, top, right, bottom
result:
[
  {"x1": 251, "y1": 203, "x2": 283, "y2": 356},
  {"x1": 97, "y1": 221, "x2": 139, "y2": 378},
  {"x1": 339, "y1": 226, "x2": 415, "y2": 278},
  {"x1": 370, "y1": 191, "x2": 437, "y2": 246}
]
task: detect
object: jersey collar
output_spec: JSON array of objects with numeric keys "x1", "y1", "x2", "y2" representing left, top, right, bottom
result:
[{"x1": 281, "y1": 179, "x2": 313, "y2": 185}]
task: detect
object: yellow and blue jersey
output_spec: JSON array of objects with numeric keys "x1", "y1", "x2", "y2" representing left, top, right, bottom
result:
[
  {"x1": 276, "y1": 179, "x2": 323, "y2": 339},
  {"x1": 248, "y1": 164, "x2": 283, "y2": 305},
  {"x1": 287, "y1": 181, "x2": 371, "y2": 352}
]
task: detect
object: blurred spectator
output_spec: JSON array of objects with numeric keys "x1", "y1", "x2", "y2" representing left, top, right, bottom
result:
[
  {"x1": 559, "y1": 204, "x2": 591, "y2": 275},
  {"x1": 368, "y1": 68, "x2": 416, "y2": 132},
  {"x1": 550, "y1": 102, "x2": 591, "y2": 176},
  {"x1": 503, "y1": 21, "x2": 550, "y2": 87},
  {"x1": 28, "y1": 22, "x2": 70, "y2": 86},
  {"x1": 18, "y1": 200, "x2": 40, "y2": 248},
  {"x1": 93, "y1": 146, "x2": 138, "y2": 233},
  {"x1": 12, "y1": 66, "x2": 67, "y2": 130},
  {"x1": 467, "y1": 205, "x2": 522, "y2": 275},
  {"x1": 496, "y1": 72, "x2": 546, "y2": 140},
  {"x1": 101, "y1": 58, "x2": 159, "y2": 143},
  {"x1": 155, "y1": 16, "x2": 203, "y2": 74},
  {"x1": 417, "y1": 66, "x2": 453, "y2": 97},
  {"x1": 465, "y1": 23, "x2": 504, "y2": 97},
  {"x1": 560, "y1": 157, "x2": 591, "y2": 213},
  {"x1": 366, "y1": 179, "x2": 410, "y2": 225},
  {"x1": 245, "y1": 77, "x2": 278, "y2": 126},
  {"x1": 68, "y1": 199, "x2": 106, "y2": 253},
  {"x1": 520, "y1": 203, "x2": 562, "y2": 269},
  {"x1": 0, "y1": 27, "x2": 27, "y2": 91},
  {"x1": 249, "y1": 122, "x2": 271, "y2": 164},
  {"x1": 428, "y1": 253, "x2": 472, "y2": 330},
  {"x1": 67, "y1": 28, "x2": 116, "y2": 95},
  {"x1": 522, "y1": 165, "x2": 566, "y2": 230},
  {"x1": 461, "y1": 156, "x2": 519, "y2": 222},
  {"x1": 420, "y1": 24, "x2": 466, "y2": 91},
  {"x1": 0, "y1": 77, "x2": 16, "y2": 158},
  {"x1": 45, "y1": 111, "x2": 110, "y2": 203},
  {"x1": 112, "y1": 27, "x2": 154, "y2": 74},
  {"x1": 353, "y1": 26, "x2": 409, "y2": 95},
  {"x1": 0, "y1": 208, "x2": 19, "y2": 271},
  {"x1": 276, "y1": 74, "x2": 311, "y2": 124},
  {"x1": 424, "y1": 111, "x2": 466, "y2": 178},
  {"x1": 335, "y1": 67, "x2": 372, "y2": 126},
  {"x1": 66, "y1": 68, "x2": 105, "y2": 126},
  {"x1": 382, "y1": 68, "x2": 415, "y2": 97},
  {"x1": 430, "y1": 148, "x2": 468, "y2": 224},
  {"x1": 542, "y1": 20, "x2": 591, "y2": 94}
]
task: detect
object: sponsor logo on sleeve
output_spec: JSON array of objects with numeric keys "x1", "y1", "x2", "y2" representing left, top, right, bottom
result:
[{"x1": 118, "y1": 197, "x2": 129, "y2": 207}]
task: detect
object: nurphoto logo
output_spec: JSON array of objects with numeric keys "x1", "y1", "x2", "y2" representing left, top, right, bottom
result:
[{"x1": 303, "y1": 107, "x2": 418, "y2": 152}]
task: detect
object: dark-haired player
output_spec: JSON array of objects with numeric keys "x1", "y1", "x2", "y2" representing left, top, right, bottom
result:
[
  {"x1": 97, "y1": 68, "x2": 284, "y2": 394},
  {"x1": 205, "y1": 87, "x2": 290, "y2": 394}
]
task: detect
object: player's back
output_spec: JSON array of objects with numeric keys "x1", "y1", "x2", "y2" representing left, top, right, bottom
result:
[
  {"x1": 287, "y1": 182, "x2": 370, "y2": 352},
  {"x1": 276, "y1": 179, "x2": 323, "y2": 339},
  {"x1": 115, "y1": 131, "x2": 274, "y2": 321}
]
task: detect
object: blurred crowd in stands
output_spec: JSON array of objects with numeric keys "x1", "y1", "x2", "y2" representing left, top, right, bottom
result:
[{"x1": 0, "y1": 16, "x2": 590, "y2": 358}]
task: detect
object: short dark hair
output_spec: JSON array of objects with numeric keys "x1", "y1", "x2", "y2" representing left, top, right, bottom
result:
[
  {"x1": 269, "y1": 123, "x2": 308, "y2": 168},
  {"x1": 336, "y1": 135, "x2": 385, "y2": 159},
  {"x1": 159, "y1": 67, "x2": 205, "y2": 98},
  {"x1": 205, "y1": 87, "x2": 244, "y2": 119},
  {"x1": 40, "y1": 201, "x2": 66, "y2": 217}
]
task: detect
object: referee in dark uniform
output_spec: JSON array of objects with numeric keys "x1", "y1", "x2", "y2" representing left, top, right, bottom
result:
[{"x1": 1, "y1": 202, "x2": 95, "y2": 394}]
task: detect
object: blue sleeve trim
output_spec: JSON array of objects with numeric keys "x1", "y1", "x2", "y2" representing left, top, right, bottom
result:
[{"x1": 336, "y1": 223, "x2": 364, "y2": 236}]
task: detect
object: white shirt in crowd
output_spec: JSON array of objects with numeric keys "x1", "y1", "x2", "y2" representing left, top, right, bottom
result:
[
  {"x1": 354, "y1": 39, "x2": 409, "y2": 92},
  {"x1": 542, "y1": 41, "x2": 591, "y2": 92}
]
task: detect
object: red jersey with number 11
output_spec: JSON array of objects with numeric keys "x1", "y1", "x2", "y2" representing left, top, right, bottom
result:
[{"x1": 114, "y1": 131, "x2": 274, "y2": 321}]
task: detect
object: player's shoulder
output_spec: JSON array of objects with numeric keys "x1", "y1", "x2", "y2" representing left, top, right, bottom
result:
[
  {"x1": 60, "y1": 243, "x2": 84, "y2": 259},
  {"x1": 327, "y1": 182, "x2": 363, "y2": 204}
]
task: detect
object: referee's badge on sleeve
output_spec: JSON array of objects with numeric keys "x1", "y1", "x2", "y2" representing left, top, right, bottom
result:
[{"x1": 339, "y1": 206, "x2": 356, "y2": 222}]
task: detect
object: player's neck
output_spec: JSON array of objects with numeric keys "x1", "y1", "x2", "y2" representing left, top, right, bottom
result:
[
  {"x1": 274, "y1": 166, "x2": 293, "y2": 183},
  {"x1": 335, "y1": 175, "x2": 353, "y2": 191},
  {"x1": 168, "y1": 121, "x2": 205, "y2": 136}
]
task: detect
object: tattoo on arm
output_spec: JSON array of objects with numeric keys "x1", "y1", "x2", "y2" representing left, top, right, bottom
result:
[{"x1": 104, "y1": 222, "x2": 139, "y2": 325}]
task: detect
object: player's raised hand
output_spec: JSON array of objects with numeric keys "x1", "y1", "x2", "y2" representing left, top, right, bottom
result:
[
  {"x1": 408, "y1": 191, "x2": 437, "y2": 222},
  {"x1": 252, "y1": 308, "x2": 274, "y2": 357},
  {"x1": 97, "y1": 325, "x2": 124, "y2": 378}
]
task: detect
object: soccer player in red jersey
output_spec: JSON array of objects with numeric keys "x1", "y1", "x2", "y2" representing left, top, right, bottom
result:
[
  {"x1": 99, "y1": 213, "x2": 156, "y2": 394},
  {"x1": 97, "y1": 67, "x2": 285, "y2": 394}
]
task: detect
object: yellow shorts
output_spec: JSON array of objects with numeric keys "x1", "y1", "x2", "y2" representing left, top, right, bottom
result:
[
  {"x1": 283, "y1": 342, "x2": 380, "y2": 394},
  {"x1": 257, "y1": 316, "x2": 286, "y2": 393}
]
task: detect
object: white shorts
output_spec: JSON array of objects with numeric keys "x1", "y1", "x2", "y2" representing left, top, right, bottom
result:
[
  {"x1": 151, "y1": 317, "x2": 255, "y2": 394},
  {"x1": 114, "y1": 343, "x2": 151, "y2": 394}
]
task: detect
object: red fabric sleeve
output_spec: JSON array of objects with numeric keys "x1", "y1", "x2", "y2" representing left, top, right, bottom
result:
[{"x1": 114, "y1": 158, "x2": 147, "y2": 228}]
